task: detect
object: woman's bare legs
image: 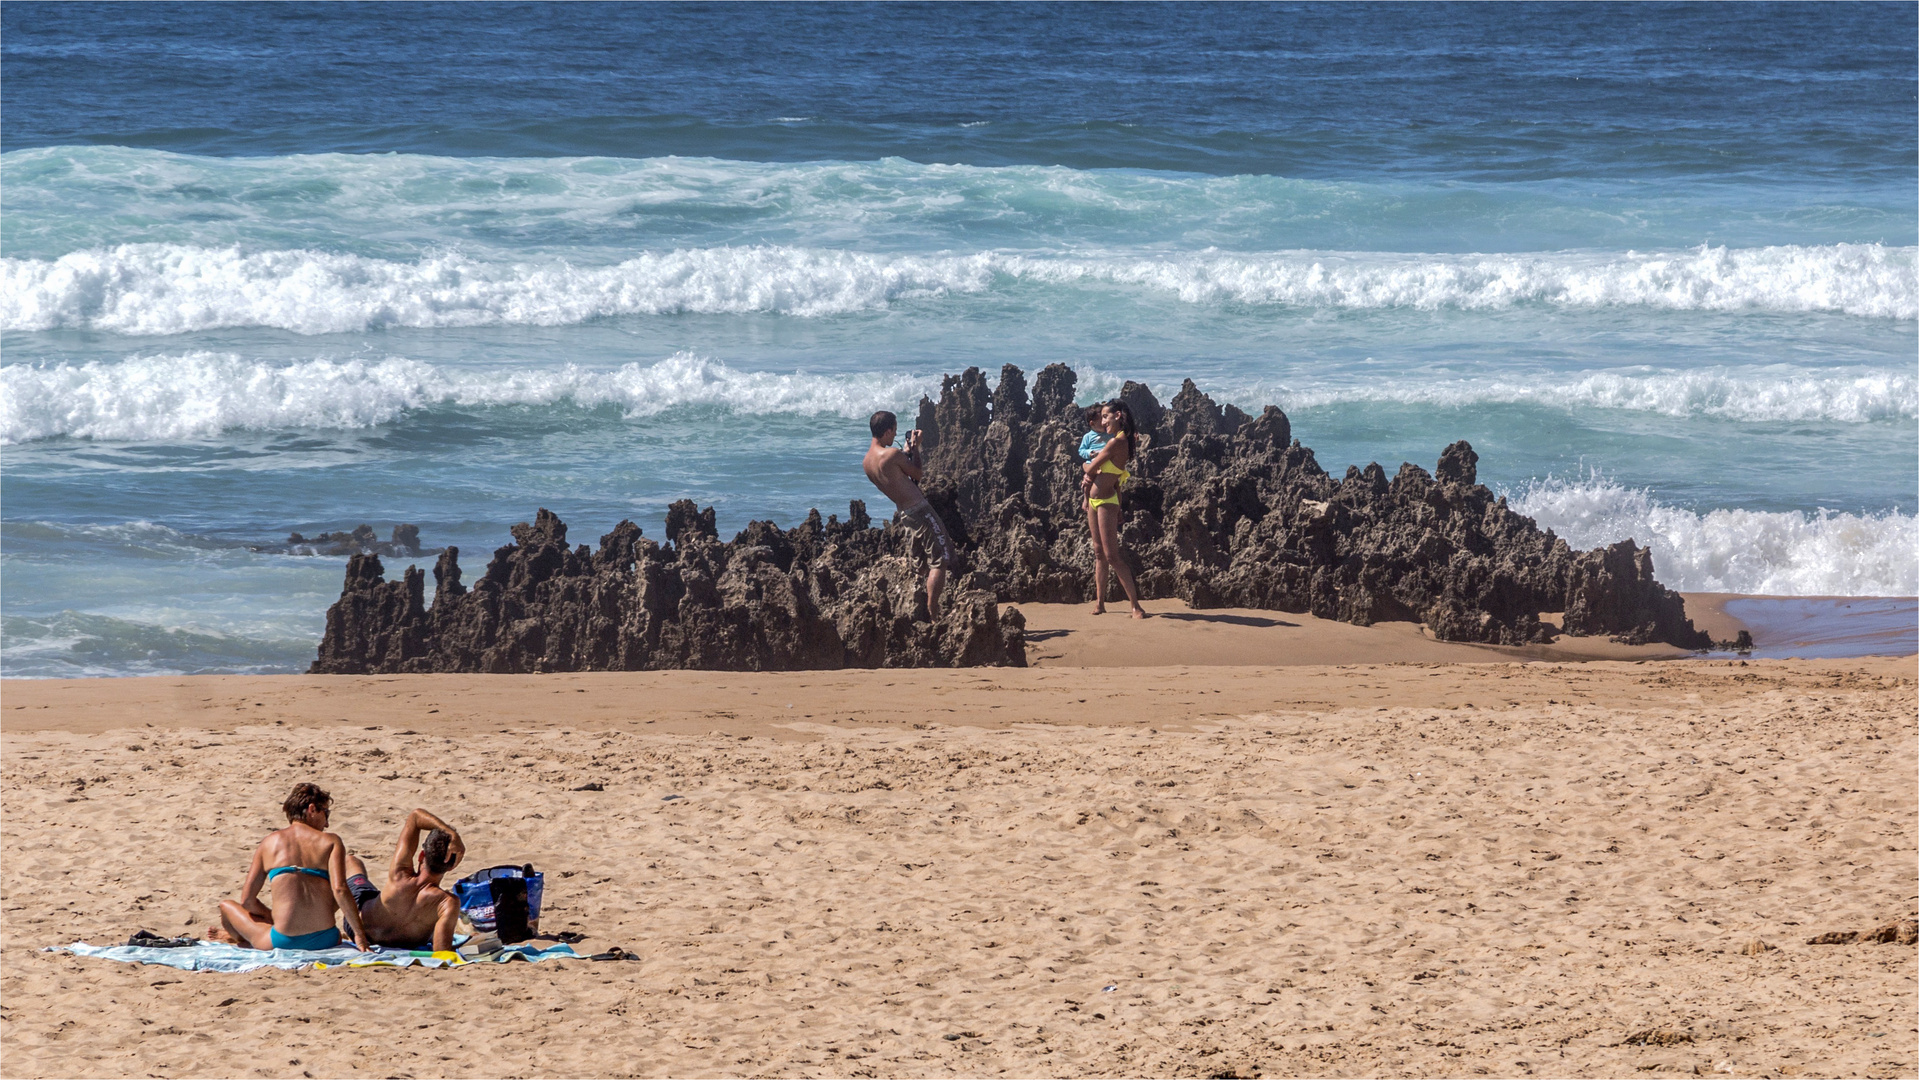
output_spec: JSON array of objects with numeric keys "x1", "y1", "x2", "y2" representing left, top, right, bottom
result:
[
  {"x1": 1086, "y1": 498, "x2": 1107, "y2": 614},
  {"x1": 213, "y1": 898, "x2": 276, "y2": 949},
  {"x1": 1095, "y1": 505, "x2": 1146, "y2": 618}
]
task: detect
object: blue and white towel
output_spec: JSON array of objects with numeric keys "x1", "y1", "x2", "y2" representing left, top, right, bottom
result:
[{"x1": 48, "y1": 938, "x2": 574, "y2": 972}]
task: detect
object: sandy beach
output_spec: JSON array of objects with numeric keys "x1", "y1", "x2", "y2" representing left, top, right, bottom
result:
[
  {"x1": 7, "y1": 4, "x2": 1915, "y2": 1077},
  {"x1": 3, "y1": 607, "x2": 1913, "y2": 1079}
]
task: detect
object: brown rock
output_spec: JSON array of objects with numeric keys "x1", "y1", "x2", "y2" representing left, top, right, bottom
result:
[
  {"x1": 915, "y1": 365, "x2": 1704, "y2": 648},
  {"x1": 310, "y1": 503, "x2": 1024, "y2": 674},
  {"x1": 1624, "y1": 1029, "x2": 1693, "y2": 1047},
  {"x1": 1862, "y1": 919, "x2": 1918, "y2": 945},
  {"x1": 1807, "y1": 931, "x2": 1861, "y2": 945},
  {"x1": 272, "y1": 523, "x2": 433, "y2": 558},
  {"x1": 310, "y1": 364, "x2": 1710, "y2": 673}
]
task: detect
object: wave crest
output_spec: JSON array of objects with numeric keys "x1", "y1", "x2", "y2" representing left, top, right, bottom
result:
[
  {"x1": 1274, "y1": 368, "x2": 1916, "y2": 424},
  {"x1": 1019, "y1": 243, "x2": 1917, "y2": 319},
  {"x1": 0, "y1": 352, "x2": 931, "y2": 443},
  {"x1": 6, "y1": 353, "x2": 1911, "y2": 444},
  {"x1": 3, "y1": 242, "x2": 1910, "y2": 335},
  {"x1": 1508, "y1": 476, "x2": 1916, "y2": 597}
]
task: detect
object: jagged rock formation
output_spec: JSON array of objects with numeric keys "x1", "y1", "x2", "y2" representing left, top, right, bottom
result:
[
  {"x1": 263, "y1": 524, "x2": 431, "y2": 558},
  {"x1": 311, "y1": 363, "x2": 1706, "y2": 674},
  {"x1": 311, "y1": 502, "x2": 1026, "y2": 673},
  {"x1": 913, "y1": 363, "x2": 1704, "y2": 648}
]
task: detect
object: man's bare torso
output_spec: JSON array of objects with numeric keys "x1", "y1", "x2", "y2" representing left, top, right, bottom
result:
[
  {"x1": 362, "y1": 870, "x2": 451, "y2": 947},
  {"x1": 863, "y1": 443, "x2": 924, "y2": 510}
]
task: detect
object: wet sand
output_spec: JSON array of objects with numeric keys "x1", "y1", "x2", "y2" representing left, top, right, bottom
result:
[
  {"x1": 2, "y1": 627, "x2": 1913, "y2": 1078},
  {"x1": 1691, "y1": 596, "x2": 1919, "y2": 660},
  {"x1": 1018, "y1": 601, "x2": 1696, "y2": 666}
]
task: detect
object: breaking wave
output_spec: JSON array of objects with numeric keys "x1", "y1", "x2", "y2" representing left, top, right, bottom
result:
[
  {"x1": 5, "y1": 352, "x2": 1912, "y2": 444},
  {"x1": 0, "y1": 351, "x2": 933, "y2": 443},
  {"x1": 1508, "y1": 475, "x2": 1917, "y2": 597},
  {"x1": 3, "y1": 241, "x2": 1911, "y2": 335},
  {"x1": 1272, "y1": 368, "x2": 1917, "y2": 424}
]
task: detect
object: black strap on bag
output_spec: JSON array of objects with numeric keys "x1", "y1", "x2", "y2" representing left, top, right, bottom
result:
[{"x1": 490, "y1": 872, "x2": 532, "y2": 944}]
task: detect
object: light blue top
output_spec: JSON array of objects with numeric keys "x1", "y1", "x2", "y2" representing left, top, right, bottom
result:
[{"x1": 1078, "y1": 430, "x2": 1110, "y2": 462}]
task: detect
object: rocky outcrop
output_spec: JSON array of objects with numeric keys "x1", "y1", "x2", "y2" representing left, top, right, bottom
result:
[
  {"x1": 311, "y1": 502, "x2": 1026, "y2": 674},
  {"x1": 263, "y1": 524, "x2": 432, "y2": 558},
  {"x1": 912, "y1": 363, "x2": 1705, "y2": 649},
  {"x1": 312, "y1": 363, "x2": 1706, "y2": 674}
]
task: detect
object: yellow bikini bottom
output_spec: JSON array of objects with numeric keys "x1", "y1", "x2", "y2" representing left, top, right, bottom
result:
[{"x1": 1089, "y1": 459, "x2": 1128, "y2": 510}]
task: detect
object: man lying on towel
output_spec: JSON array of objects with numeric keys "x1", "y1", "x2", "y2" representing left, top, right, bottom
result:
[
  {"x1": 344, "y1": 808, "x2": 466, "y2": 953},
  {"x1": 212, "y1": 782, "x2": 370, "y2": 951}
]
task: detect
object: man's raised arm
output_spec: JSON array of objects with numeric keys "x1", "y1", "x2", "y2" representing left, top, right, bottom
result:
[{"x1": 390, "y1": 807, "x2": 464, "y2": 880}]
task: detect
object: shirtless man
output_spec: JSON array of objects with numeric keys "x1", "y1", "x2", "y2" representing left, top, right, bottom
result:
[
  {"x1": 343, "y1": 808, "x2": 466, "y2": 953},
  {"x1": 863, "y1": 410, "x2": 958, "y2": 617},
  {"x1": 213, "y1": 782, "x2": 369, "y2": 951}
]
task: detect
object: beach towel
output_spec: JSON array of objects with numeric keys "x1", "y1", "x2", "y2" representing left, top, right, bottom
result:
[{"x1": 47, "y1": 938, "x2": 574, "y2": 972}]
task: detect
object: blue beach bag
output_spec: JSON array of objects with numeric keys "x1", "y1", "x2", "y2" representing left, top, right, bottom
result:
[{"x1": 454, "y1": 864, "x2": 544, "y2": 942}]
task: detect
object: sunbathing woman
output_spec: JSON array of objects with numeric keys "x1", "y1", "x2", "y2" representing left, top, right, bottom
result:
[
  {"x1": 1083, "y1": 399, "x2": 1147, "y2": 619},
  {"x1": 211, "y1": 782, "x2": 369, "y2": 951}
]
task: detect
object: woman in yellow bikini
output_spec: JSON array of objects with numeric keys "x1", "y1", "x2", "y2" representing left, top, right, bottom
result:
[{"x1": 1083, "y1": 400, "x2": 1147, "y2": 619}]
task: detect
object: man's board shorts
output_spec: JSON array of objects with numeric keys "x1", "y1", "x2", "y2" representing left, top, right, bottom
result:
[
  {"x1": 347, "y1": 873, "x2": 381, "y2": 912},
  {"x1": 898, "y1": 500, "x2": 959, "y2": 569}
]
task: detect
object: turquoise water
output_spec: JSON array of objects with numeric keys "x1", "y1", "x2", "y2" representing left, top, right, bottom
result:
[{"x1": 3, "y1": 4, "x2": 1914, "y2": 676}]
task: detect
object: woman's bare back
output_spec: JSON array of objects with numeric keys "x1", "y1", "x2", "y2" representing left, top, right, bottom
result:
[{"x1": 259, "y1": 823, "x2": 343, "y2": 934}]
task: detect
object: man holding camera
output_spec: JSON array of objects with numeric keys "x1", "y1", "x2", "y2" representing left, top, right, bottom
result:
[{"x1": 863, "y1": 410, "x2": 957, "y2": 618}]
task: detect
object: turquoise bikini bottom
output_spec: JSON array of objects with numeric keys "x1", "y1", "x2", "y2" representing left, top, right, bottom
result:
[{"x1": 269, "y1": 925, "x2": 342, "y2": 950}]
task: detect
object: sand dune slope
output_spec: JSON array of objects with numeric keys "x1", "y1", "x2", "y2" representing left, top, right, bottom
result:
[{"x1": 2, "y1": 659, "x2": 1913, "y2": 1078}]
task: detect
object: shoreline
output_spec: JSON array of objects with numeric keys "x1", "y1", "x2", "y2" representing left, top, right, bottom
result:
[
  {"x1": 1690, "y1": 594, "x2": 1919, "y2": 660},
  {"x1": 4, "y1": 594, "x2": 1912, "y2": 690},
  {"x1": 3, "y1": 586, "x2": 1903, "y2": 740}
]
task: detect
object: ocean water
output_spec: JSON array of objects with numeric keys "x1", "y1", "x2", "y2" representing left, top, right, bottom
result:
[{"x1": 3, "y1": 3, "x2": 1914, "y2": 677}]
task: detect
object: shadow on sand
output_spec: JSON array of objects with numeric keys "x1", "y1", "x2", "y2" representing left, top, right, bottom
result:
[{"x1": 1151, "y1": 611, "x2": 1299, "y2": 629}]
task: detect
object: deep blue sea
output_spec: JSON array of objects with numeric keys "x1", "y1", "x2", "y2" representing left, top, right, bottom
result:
[{"x1": 3, "y1": 2, "x2": 1915, "y2": 677}]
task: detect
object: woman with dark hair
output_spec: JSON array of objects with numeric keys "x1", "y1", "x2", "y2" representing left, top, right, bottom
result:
[
  {"x1": 1082, "y1": 399, "x2": 1147, "y2": 619},
  {"x1": 211, "y1": 782, "x2": 369, "y2": 951}
]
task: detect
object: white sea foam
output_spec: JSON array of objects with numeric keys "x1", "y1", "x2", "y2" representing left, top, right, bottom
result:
[
  {"x1": 3, "y1": 241, "x2": 1911, "y2": 335},
  {"x1": 6, "y1": 353, "x2": 1912, "y2": 444},
  {"x1": 0, "y1": 351, "x2": 933, "y2": 443},
  {"x1": 1016, "y1": 243, "x2": 1918, "y2": 319},
  {"x1": 0, "y1": 245, "x2": 1000, "y2": 335},
  {"x1": 1270, "y1": 368, "x2": 1917, "y2": 423},
  {"x1": 1508, "y1": 476, "x2": 1917, "y2": 597}
]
